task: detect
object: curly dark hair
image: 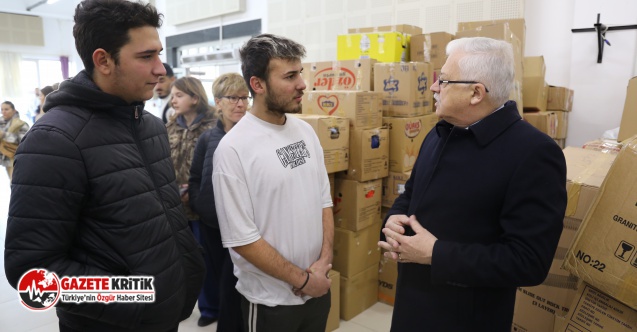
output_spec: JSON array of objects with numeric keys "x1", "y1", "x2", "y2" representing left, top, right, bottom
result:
[{"x1": 73, "y1": 0, "x2": 163, "y2": 76}]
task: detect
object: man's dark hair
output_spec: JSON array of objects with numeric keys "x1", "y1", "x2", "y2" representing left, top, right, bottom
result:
[
  {"x1": 239, "y1": 34, "x2": 306, "y2": 96},
  {"x1": 163, "y1": 63, "x2": 174, "y2": 77},
  {"x1": 73, "y1": 0, "x2": 163, "y2": 76}
]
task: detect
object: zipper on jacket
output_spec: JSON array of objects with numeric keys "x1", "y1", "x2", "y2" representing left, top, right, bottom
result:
[{"x1": 134, "y1": 106, "x2": 140, "y2": 120}]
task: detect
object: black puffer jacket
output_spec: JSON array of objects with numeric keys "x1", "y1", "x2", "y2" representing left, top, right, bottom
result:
[{"x1": 4, "y1": 70, "x2": 205, "y2": 332}]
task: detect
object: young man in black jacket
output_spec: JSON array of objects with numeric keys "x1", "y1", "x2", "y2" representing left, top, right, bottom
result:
[{"x1": 3, "y1": 1, "x2": 205, "y2": 331}]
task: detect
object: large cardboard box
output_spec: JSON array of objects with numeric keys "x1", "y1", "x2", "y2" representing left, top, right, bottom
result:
[
  {"x1": 457, "y1": 19, "x2": 526, "y2": 55},
  {"x1": 378, "y1": 253, "x2": 398, "y2": 306},
  {"x1": 348, "y1": 24, "x2": 422, "y2": 36},
  {"x1": 383, "y1": 115, "x2": 432, "y2": 172},
  {"x1": 333, "y1": 222, "x2": 382, "y2": 277},
  {"x1": 618, "y1": 77, "x2": 637, "y2": 142},
  {"x1": 547, "y1": 86, "x2": 575, "y2": 112},
  {"x1": 302, "y1": 59, "x2": 376, "y2": 92},
  {"x1": 563, "y1": 136, "x2": 637, "y2": 310},
  {"x1": 513, "y1": 284, "x2": 579, "y2": 332},
  {"x1": 374, "y1": 62, "x2": 434, "y2": 117},
  {"x1": 523, "y1": 56, "x2": 549, "y2": 113},
  {"x1": 337, "y1": 32, "x2": 410, "y2": 63},
  {"x1": 563, "y1": 147, "x2": 617, "y2": 221},
  {"x1": 512, "y1": 217, "x2": 582, "y2": 332},
  {"x1": 524, "y1": 111, "x2": 557, "y2": 138},
  {"x1": 326, "y1": 270, "x2": 340, "y2": 332},
  {"x1": 553, "y1": 283, "x2": 637, "y2": 332},
  {"x1": 333, "y1": 178, "x2": 382, "y2": 231},
  {"x1": 303, "y1": 91, "x2": 382, "y2": 130},
  {"x1": 340, "y1": 264, "x2": 379, "y2": 320},
  {"x1": 292, "y1": 114, "x2": 349, "y2": 173},
  {"x1": 338, "y1": 127, "x2": 389, "y2": 182},
  {"x1": 409, "y1": 32, "x2": 454, "y2": 69},
  {"x1": 382, "y1": 171, "x2": 411, "y2": 208}
]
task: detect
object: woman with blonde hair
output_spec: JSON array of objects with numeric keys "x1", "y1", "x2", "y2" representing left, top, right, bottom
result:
[
  {"x1": 189, "y1": 73, "x2": 249, "y2": 330},
  {"x1": 166, "y1": 76, "x2": 218, "y2": 326}
]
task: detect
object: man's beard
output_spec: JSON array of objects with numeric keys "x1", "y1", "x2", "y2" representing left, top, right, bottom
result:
[{"x1": 265, "y1": 88, "x2": 302, "y2": 115}]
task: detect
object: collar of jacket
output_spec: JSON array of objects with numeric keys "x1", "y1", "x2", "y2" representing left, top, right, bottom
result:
[
  {"x1": 435, "y1": 100, "x2": 521, "y2": 147},
  {"x1": 43, "y1": 70, "x2": 145, "y2": 119},
  {"x1": 175, "y1": 110, "x2": 216, "y2": 130}
]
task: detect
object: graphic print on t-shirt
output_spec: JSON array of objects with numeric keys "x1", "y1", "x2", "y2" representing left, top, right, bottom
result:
[{"x1": 276, "y1": 140, "x2": 311, "y2": 169}]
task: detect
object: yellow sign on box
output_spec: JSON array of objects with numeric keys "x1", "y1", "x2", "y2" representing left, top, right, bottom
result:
[{"x1": 337, "y1": 32, "x2": 410, "y2": 63}]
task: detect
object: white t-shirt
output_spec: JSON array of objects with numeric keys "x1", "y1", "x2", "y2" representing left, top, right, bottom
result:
[
  {"x1": 145, "y1": 96, "x2": 172, "y2": 120},
  {"x1": 212, "y1": 111, "x2": 332, "y2": 306}
]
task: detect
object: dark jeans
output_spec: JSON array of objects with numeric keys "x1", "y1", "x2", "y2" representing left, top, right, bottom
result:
[
  {"x1": 241, "y1": 291, "x2": 331, "y2": 332},
  {"x1": 189, "y1": 220, "x2": 220, "y2": 320},
  {"x1": 200, "y1": 223, "x2": 244, "y2": 332}
]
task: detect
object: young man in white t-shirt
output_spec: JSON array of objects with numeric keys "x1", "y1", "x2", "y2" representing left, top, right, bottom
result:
[{"x1": 212, "y1": 34, "x2": 333, "y2": 331}]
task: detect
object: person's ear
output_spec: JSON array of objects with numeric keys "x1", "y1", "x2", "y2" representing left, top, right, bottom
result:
[
  {"x1": 92, "y1": 49, "x2": 113, "y2": 76},
  {"x1": 469, "y1": 84, "x2": 487, "y2": 105},
  {"x1": 250, "y1": 76, "x2": 265, "y2": 95}
]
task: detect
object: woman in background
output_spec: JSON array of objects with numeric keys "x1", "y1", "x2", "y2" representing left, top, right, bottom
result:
[
  {"x1": 166, "y1": 76, "x2": 218, "y2": 326},
  {"x1": 189, "y1": 73, "x2": 249, "y2": 331},
  {"x1": 0, "y1": 101, "x2": 30, "y2": 181}
]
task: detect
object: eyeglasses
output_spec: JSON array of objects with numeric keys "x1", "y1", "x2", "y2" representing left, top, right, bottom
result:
[
  {"x1": 437, "y1": 78, "x2": 490, "y2": 93},
  {"x1": 222, "y1": 96, "x2": 252, "y2": 104}
]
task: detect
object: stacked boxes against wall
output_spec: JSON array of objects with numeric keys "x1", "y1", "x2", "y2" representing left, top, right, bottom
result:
[
  {"x1": 521, "y1": 56, "x2": 574, "y2": 148},
  {"x1": 511, "y1": 147, "x2": 618, "y2": 332},
  {"x1": 301, "y1": 54, "x2": 386, "y2": 323}
]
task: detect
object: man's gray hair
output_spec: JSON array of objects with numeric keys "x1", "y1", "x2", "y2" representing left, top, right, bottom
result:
[{"x1": 446, "y1": 37, "x2": 515, "y2": 105}]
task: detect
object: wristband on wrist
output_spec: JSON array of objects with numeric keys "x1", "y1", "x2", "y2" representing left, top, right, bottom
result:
[{"x1": 299, "y1": 272, "x2": 310, "y2": 290}]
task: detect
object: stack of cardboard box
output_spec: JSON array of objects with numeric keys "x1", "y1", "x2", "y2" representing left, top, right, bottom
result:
[
  {"x1": 511, "y1": 147, "x2": 617, "y2": 332},
  {"x1": 520, "y1": 55, "x2": 575, "y2": 148}
]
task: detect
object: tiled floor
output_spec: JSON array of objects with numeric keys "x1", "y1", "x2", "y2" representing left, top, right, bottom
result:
[{"x1": 0, "y1": 173, "x2": 393, "y2": 331}]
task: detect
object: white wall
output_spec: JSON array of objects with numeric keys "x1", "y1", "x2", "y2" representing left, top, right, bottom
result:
[
  {"x1": 155, "y1": 0, "x2": 266, "y2": 62},
  {"x1": 525, "y1": 0, "x2": 637, "y2": 147},
  {"x1": 0, "y1": 17, "x2": 79, "y2": 71}
]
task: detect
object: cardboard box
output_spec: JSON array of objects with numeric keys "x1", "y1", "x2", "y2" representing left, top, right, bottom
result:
[
  {"x1": 513, "y1": 284, "x2": 579, "y2": 332},
  {"x1": 333, "y1": 178, "x2": 382, "y2": 231},
  {"x1": 292, "y1": 114, "x2": 349, "y2": 173},
  {"x1": 618, "y1": 77, "x2": 637, "y2": 142},
  {"x1": 383, "y1": 115, "x2": 433, "y2": 172},
  {"x1": 523, "y1": 56, "x2": 548, "y2": 113},
  {"x1": 409, "y1": 32, "x2": 454, "y2": 69},
  {"x1": 547, "y1": 86, "x2": 575, "y2": 112},
  {"x1": 555, "y1": 111, "x2": 569, "y2": 139},
  {"x1": 303, "y1": 91, "x2": 382, "y2": 130},
  {"x1": 337, "y1": 32, "x2": 410, "y2": 63},
  {"x1": 563, "y1": 136, "x2": 637, "y2": 310},
  {"x1": 348, "y1": 24, "x2": 422, "y2": 36},
  {"x1": 333, "y1": 222, "x2": 381, "y2": 277},
  {"x1": 340, "y1": 264, "x2": 379, "y2": 320},
  {"x1": 378, "y1": 253, "x2": 398, "y2": 306},
  {"x1": 338, "y1": 127, "x2": 389, "y2": 182},
  {"x1": 303, "y1": 59, "x2": 376, "y2": 92},
  {"x1": 512, "y1": 217, "x2": 582, "y2": 332},
  {"x1": 457, "y1": 19, "x2": 526, "y2": 55},
  {"x1": 382, "y1": 171, "x2": 411, "y2": 208},
  {"x1": 553, "y1": 283, "x2": 637, "y2": 332},
  {"x1": 524, "y1": 111, "x2": 557, "y2": 138},
  {"x1": 326, "y1": 270, "x2": 340, "y2": 332},
  {"x1": 563, "y1": 147, "x2": 617, "y2": 220},
  {"x1": 374, "y1": 62, "x2": 434, "y2": 117}
]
